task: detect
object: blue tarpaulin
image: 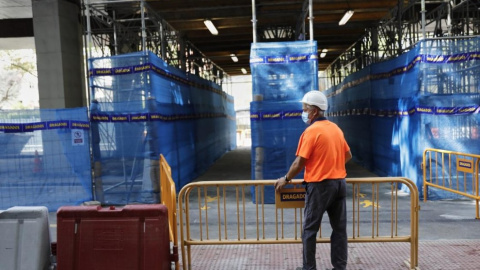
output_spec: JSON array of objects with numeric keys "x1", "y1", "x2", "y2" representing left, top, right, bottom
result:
[
  {"x1": 250, "y1": 41, "x2": 319, "y2": 203},
  {"x1": 89, "y1": 51, "x2": 236, "y2": 205},
  {"x1": 0, "y1": 108, "x2": 92, "y2": 210},
  {"x1": 325, "y1": 37, "x2": 480, "y2": 199}
]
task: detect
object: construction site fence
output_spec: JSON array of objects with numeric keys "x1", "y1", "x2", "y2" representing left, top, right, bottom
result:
[
  {"x1": 178, "y1": 177, "x2": 419, "y2": 270},
  {"x1": 423, "y1": 148, "x2": 480, "y2": 219},
  {"x1": 0, "y1": 50, "x2": 236, "y2": 210},
  {"x1": 0, "y1": 108, "x2": 92, "y2": 211}
]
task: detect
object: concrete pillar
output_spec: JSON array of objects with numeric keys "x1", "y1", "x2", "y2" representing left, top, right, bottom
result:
[{"x1": 32, "y1": 0, "x2": 86, "y2": 109}]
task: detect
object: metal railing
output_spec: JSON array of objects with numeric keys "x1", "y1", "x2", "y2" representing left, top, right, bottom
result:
[
  {"x1": 423, "y1": 148, "x2": 480, "y2": 219},
  {"x1": 159, "y1": 154, "x2": 179, "y2": 269},
  {"x1": 178, "y1": 177, "x2": 419, "y2": 270}
]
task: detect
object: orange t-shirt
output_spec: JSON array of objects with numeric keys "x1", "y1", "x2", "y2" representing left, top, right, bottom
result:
[{"x1": 296, "y1": 119, "x2": 350, "y2": 182}]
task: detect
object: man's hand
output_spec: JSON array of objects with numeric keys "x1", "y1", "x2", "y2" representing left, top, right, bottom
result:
[{"x1": 274, "y1": 176, "x2": 288, "y2": 192}]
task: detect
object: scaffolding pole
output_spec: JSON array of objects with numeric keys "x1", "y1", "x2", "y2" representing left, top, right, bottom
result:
[
  {"x1": 421, "y1": 0, "x2": 426, "y2": 40},
  {"x1": 252, "y1": 0, "x2": 257, "y2": 43},
  {"x1": 308, "y1": 0, "x2": 313, "y2": 41},
  {"x1": 140, "y1": 0, "x2": 146, "y2": 51},
  {"x1": 85, "y1": 0, "x2": 93, "y2": 62}
]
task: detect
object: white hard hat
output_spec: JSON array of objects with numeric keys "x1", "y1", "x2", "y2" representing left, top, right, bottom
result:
[{"x1": 301, "y1": 90, "x2": 328, "y2": 111}]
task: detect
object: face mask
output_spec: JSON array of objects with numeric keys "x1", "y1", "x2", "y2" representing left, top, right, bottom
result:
[{"x1": 301, "y1": 111, "x2": 310, "y2": 124}]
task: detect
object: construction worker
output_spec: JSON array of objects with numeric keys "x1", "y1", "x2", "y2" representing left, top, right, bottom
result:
[{"x1": 275, "y1": 90, "x2": 352, "y2": 270}]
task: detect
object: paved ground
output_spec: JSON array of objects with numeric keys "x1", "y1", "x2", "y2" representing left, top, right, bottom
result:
[{"x1": 183, "y1": 240, "x2": 480, "y2": 270}]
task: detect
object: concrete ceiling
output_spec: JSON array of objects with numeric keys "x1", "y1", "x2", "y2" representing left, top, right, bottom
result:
[
  {"x1": 0, "y1": 0, "x2": 33, "y2": 50},
  {"x1": 146, "y1": 0, "x2": 399, "y2": 75},
  {"x1": 0, "y1": 0, "x2": 32, "y2": 19}
]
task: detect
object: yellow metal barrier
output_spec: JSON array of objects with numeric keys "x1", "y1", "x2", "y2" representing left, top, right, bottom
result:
[
  {"x1": 159, "y1": 154, "x2": 179, "y2": 270},
  {"x1": 178, "y1": 177, "x2": 419, "y2": 270},
  {"x1": 423, "y1": 148, "x2": 480, "y2": 219}
]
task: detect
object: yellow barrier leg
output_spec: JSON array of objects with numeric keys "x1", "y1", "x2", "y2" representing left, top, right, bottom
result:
[{"x1": 476, "y1": 199, "x2": 479, "y2": 220}]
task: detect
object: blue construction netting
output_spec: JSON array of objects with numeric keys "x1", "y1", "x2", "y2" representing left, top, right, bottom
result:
[
  {"x1": 89, "y1": 51, "x2": 236, "y2": 205},
  {"x1": 325, "y1": 37, "x2": 480, "y2": 199},
  {"x1": 250, "y1": 41, "x2": 318, "y2": 203},
  {"x1": 0, "y1": 108, "x2": 92, "y2": 210}
]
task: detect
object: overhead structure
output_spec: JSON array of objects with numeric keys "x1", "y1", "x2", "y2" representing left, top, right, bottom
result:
[
  {"x1": 83, "y1": 0, "x2": 404, "y2": 77},
  {"x1": 326, "y1": 0, "x2": 480, "y2": 87},
  {"x1": 0, "y1": 0, "x2": 478, "y2": 80}
]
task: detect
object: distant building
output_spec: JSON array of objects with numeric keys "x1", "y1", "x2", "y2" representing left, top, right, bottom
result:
[{"x1": 235, "y1": 108, "x2": 251, "y2": 147}]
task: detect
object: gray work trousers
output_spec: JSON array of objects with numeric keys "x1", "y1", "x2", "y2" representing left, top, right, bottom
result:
[{"x1": 302, "y1": 179, "x2": 348, "y2": 270}]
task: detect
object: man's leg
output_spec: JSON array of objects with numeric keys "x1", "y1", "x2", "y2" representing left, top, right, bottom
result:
[
  {"x1": 302, "y1": 182, "x2": 335, "y2": 270},
  {"x1": 326, "y1": 179, "x2": 348, "y2": 270}
]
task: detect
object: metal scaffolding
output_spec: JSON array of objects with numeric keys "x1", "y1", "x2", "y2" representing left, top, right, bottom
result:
[
  {"x1": 82, "y1": 0, "x2": 228, "y2": 87},
  {"x1": 326, "y1": 0, "x2": 480, "y2": 88}
]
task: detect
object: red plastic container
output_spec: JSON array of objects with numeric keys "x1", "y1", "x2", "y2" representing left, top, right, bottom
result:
[{"x1": 56, "y1": 204, "x2": 171, "y2": 270}]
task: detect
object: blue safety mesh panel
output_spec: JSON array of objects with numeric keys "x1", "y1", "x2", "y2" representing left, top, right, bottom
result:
[
  {"x1": 89, "y1": 51, "x2": 236, "y2": 205},
  {"x1": 250, "y1": 41, "x2": 318, "y2": 203},
  {"x1": 0, "y1": 108, "x2": 92, "y2": 210},
  {"x1": 250, "y1": 41, "x2": 319, "y2": 101},
  {"x1": 325, "y1": 37, "x2": 480, "y2": 199}
]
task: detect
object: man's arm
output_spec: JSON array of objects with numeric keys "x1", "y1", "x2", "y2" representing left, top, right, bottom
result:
[
  {"x1": 345, "y1": 150, "x2": 352, "y2": 163},
  {"x1": 274, "y1": 156, "x2": 306, "y2": 191}
]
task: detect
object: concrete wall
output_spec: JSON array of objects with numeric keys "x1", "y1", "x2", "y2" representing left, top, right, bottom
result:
[{"x1": 33, "y1": 0, "x2": 86, "y2": 109}]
